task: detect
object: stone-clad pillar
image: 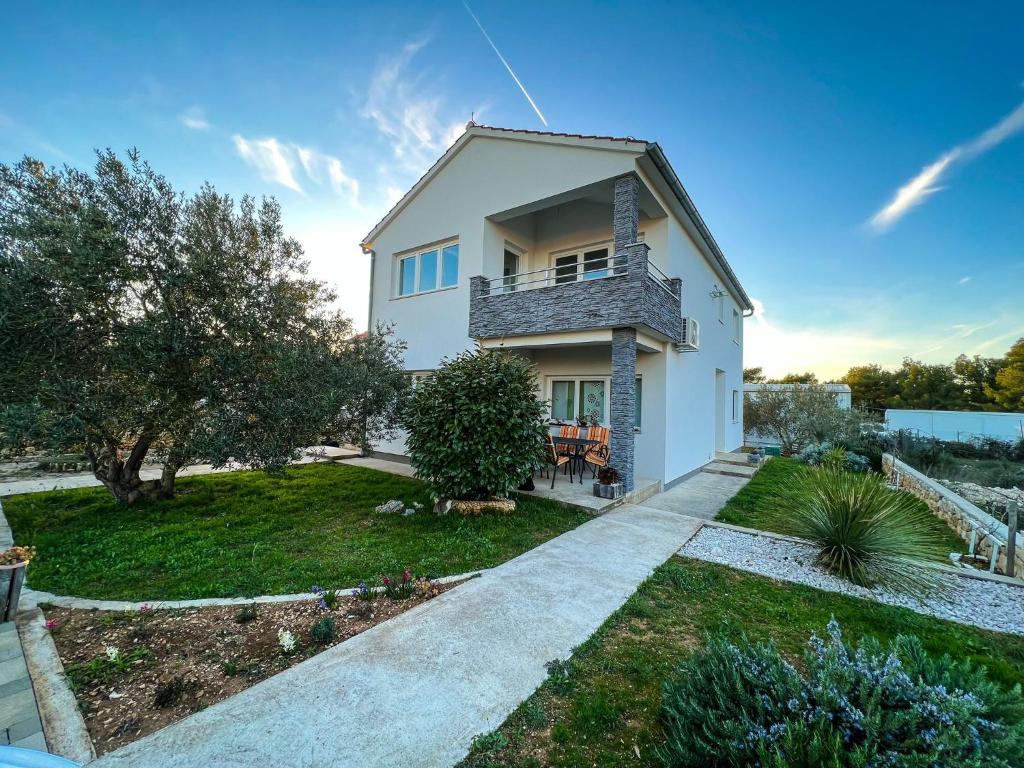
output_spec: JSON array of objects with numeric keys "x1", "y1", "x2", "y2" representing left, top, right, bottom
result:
[
  {"x1": 611, "y1": 327, "x2": 637, "y2": 492},
  {"x1": 613, "y1": 175, "x2": 639, "y2": 251}
]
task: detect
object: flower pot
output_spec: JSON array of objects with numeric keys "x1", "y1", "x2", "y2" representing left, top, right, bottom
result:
[
  {"x1": 593, "y1": 481, "x2": 624, "y2": 500},
  {"x1": 0, "y1": 562, "x2": 27, "y2": 623}
]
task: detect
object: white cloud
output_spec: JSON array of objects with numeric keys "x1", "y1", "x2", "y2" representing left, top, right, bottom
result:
[
  {"x1": 360, "y1": 37, "x2": 473, "y2": 176},
  {"x1": 232, "y1": 135, "x2": 304, "y2": 193},
  {"x1": 869, "y1": 98, "x2": 1024, "y2": 232},
  {"x1": 958, "y1": 276, "x2": 972, "y2": 284},
  {"x1": 179, "y1": 106, "x2": 210, "y2": 131},
  {"x1": 232, "y1": 135, "x2": 358, "y2": 200}
]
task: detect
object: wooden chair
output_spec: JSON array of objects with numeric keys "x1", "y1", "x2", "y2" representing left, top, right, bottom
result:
[
  {"x1": 584, "y1": 425, "x2": 610, "y2": 477},
  {"x1": 541, "y1": 434, "x2": 572, "y2": 488},
  {"x1": 557, "y1": 425, "x2": 580, "y2": 455}
]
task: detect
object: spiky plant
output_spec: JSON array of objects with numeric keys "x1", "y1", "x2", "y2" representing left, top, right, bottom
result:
[{"x1": 772, "y1": 467, "x2": 951, "y2": 594}]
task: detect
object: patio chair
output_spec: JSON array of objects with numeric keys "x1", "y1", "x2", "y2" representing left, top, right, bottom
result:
[
  {"x1": 541, "y1": 434, "x2": 572, "y2": 488},
  {"x1": 584, "y1": 425, "x2": 610, "y2": 477},
  {"x1": 557, "y1": 425, "x2": 580, "y2": 455}
]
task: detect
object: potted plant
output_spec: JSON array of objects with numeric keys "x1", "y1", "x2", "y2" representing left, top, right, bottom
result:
[
  {"x1": 594, "y1": 466, "x2": 624, "y2": 500},
  {"x1": 0, "y1": 546, "x2": 36, "y2": 622}
]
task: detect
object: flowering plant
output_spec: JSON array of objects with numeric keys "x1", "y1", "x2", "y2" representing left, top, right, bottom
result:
[
  {"x1": 44, "y1": 618, "x2": 60, "y2": 632},
  {"x1": 659, "y1": 619, "x2": 1023, "y2": 766},
  {"x1": 277, "y1": 628, "x2": 297, "y2": 654},
  {"x1": 105, "y1": 646, "x2": 121, "y2": 663},
  {"x1": 139, "y1": 603, "x2": 154, "y2": 615},
  {"x1": 310, "y1": 585, "x2": 340, "y2": 611},
  {"x1": 0, "y1": 546, "x2": 37, "y2": 566},
  {"x1": 351, "y1": 582, "x2": 374, "y2": 602},
  {"x1": 382, "y1": 569, "x2": 415, "y2": 600}
]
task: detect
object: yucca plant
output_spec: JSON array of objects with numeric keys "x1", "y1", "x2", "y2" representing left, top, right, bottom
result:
[{"x1": 770, "y1": 467, "x2": 951, "y2": 594}]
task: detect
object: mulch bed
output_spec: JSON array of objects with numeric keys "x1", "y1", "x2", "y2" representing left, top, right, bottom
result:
[{"x1": 43, "y1": 580, "x2": 461, "y2": 755}]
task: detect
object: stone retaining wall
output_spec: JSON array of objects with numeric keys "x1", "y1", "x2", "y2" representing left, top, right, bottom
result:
[{"x1": 883, "y1": 453, "x2": 1023, "y2": 576}]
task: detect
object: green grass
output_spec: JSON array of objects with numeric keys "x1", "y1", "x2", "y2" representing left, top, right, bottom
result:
[
  {"x1": 459, "y1": 557, "x2": 1024, "y2": 768},
  {"x1": 715, "y1": 457, "x2": 968, "y2": 556},
  {"x1": 4, "y1": 462, "x2": 591, "y2": 600}
]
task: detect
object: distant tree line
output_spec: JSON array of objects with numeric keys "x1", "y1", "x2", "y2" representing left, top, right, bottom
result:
[{"x1": 743, "y1": 337, "x2": 1024, "y2": 414}]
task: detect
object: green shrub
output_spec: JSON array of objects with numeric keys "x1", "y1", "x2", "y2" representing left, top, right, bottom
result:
[
  {"x1": 403, "y1": 347, "x2": 546, "y2": 500},
  {"x1": 795, "y1": 442, "x2": 870, "y2": 472},
  {"x1": 310, "y1": 615, "x2": 336, "y2": 645},
  {"x1": 659, "y1": 620, "x2": 1024, "y2": 768},
  {"x1": 770, "y1": 467, "x2": 950, "y2": 592}
]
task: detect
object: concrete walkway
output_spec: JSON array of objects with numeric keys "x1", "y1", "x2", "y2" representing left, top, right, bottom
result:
[
  {"x1": 92, "y1": 506, "x2": 702, "y2": 768},
  {"x1": 0, "y1": 448, "x2": 359, "y2": 498},
  {"x1": 641, "y1": 472, "x2": 750, "y2": 520}
]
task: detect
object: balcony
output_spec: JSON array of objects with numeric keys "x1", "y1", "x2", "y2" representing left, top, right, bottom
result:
[{"x1": 469, "y1": 243, "x2": 682, "y2": 344}]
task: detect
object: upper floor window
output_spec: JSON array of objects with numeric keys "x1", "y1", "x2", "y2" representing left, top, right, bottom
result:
[
  {"x1": 551, "y1": 241, "x2": 615, "y2": 285},
  {"x1": 732, "y1": 308, "x2": 741, "y2": 342},
  {"x1": 398, "y1": 242, "x2": 459, "y2": 297}
]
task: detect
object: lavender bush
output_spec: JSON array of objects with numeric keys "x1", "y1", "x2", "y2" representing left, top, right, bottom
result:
[{"x1": 659, "y1": 620, "x2": 1024, "y2": 767}]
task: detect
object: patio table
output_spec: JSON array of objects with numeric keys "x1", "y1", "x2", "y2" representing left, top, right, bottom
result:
[{"x1": 550, "y1": 436, "x2": 599, "y2": 484}]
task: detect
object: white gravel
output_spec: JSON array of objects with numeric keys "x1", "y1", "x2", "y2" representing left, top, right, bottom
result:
[{"x1": 681, "y1": 526, "x2": 1024, "y2": 637}]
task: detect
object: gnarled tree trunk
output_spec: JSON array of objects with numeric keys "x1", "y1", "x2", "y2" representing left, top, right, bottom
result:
[{"x1": 86, "y1": 436, "x2": 177, "y2": 505}]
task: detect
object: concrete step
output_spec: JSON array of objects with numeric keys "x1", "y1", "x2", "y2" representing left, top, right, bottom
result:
[
  {"x1": 714, "y1": 451, "x2": 756, "y2": 467},
  {"x1": 702, "y1": 461, "x2": 759, "y2": 479}
]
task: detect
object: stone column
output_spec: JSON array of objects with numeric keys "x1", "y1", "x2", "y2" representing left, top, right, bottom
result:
[
  {"x1": 611, "y1": 327, "x2": 637, "y2": 492},
  {"x1": 613, "y1": 175, "x2": 640, "y2": 251}
]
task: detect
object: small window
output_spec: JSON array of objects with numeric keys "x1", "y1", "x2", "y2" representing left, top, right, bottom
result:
[
  {"x1": 732, "y1": 308, "x2": 740, "y2": 342},
  {"x1": 441, "y1": 244, "x2": 459, "y2": 288},
  {"x1": 732, "y1": 389, "x2": 739, "y2": 422},
  {"x1": 554, "y1": 254, "x2": 578, "y2": 284},
  {"x1": 418, "y1": 249, "x2": 438, "y2": 292},
  {"x1": 582, "y1": 248, "x2": 610, "y2": 280},
  {"x1": 551, "y1": 380, "x2": 576, "y2": 420},
  {"x1": 395, "y1": 242, "x2": 458, "y2": 297},
  {"x1": 717, "y1": 289, "x2": 725, "y2": 324},
  {"x1": 399, "y1": 256, "x2": 416, "y2": 296}
]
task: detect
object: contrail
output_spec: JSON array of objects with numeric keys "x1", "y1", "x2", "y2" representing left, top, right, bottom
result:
[{"x1": 462, "y1": 1, "x2": 548, "y2": 126}]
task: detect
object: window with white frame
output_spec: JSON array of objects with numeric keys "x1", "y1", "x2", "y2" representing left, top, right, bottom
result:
[
  {"x1": 732, "y1": 389, "x2": 739, "y2": 422},
  {"x1": 548, "y1": 376, "x2": 642, "y2": 429},
  {"x1": 732, "y1": 308, "x2": 740, "y2": 342},
  {"x1": 550, "y1": 241, "x2": 614, "y2": 285},
  {"x1": 397, "y1": 242, "x2": 459, "y2": 297},
  {"x1": 716, "y1": 287, "x2": 725, "y2": 324}
]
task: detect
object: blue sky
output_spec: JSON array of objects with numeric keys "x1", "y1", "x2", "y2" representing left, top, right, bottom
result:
[{"x1": 3, "y1": 1, "x2": 1022, "y2": 378}]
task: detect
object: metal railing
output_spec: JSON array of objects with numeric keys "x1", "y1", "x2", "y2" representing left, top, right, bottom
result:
[
  {"x1": 482, "y1": 254, "x2": 629, "y2": 296},
  {"x1": 646, "y1": 260, "x2": 676, "y2": 297}
]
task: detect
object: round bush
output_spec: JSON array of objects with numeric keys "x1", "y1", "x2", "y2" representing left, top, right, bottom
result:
[{"x1": 403, "y1": 348, "x2": 547, "y2": 501}]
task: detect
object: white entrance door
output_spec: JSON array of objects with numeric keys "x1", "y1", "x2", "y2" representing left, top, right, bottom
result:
[{"x1": 714, "y1": 369, "x2": 726, "y2": 453}]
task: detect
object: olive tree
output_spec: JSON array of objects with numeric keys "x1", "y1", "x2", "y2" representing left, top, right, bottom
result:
[
  {"x1": 403, "y1": 347, "x2": 546, "y2": 501},
  {"x1": 0, "y1": 150, "x2": 407, "y2": 503},
  {"x1": 744, "y1": 385, "x2": 868, "y2": 454}
]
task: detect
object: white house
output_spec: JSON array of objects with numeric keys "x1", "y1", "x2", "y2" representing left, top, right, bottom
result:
[{"x1": 360, "y1": 124, "x2": 752, "y2": 491}]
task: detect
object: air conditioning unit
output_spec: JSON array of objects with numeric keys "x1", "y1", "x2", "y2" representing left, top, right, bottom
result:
[{"x1": 675, "y1": 317, "x2": 700, "y2": 352}]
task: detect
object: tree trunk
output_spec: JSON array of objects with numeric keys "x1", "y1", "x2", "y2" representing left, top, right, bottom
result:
[{"x1": 87, "y1": 436, "x2": 178, "y2": 504}]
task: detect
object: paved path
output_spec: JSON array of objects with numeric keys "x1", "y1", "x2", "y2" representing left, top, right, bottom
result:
[
  {"x1": 640, "y1": 472, "x2": 750, "y2": 520},
  {"x1": 92, "y1": 506, "x2": 703, "y2": 768},
  {"x1": 0, "y1": 448, "x2": 359, "y2": 497}
]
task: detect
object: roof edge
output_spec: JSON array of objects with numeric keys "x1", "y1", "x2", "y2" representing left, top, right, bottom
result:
[{"x1": 644, "y1": 143, "x2": 753, "y2": 312}]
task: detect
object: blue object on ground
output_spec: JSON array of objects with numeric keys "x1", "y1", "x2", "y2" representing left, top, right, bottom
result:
[{"x1": 0, "y1": 747, "x2": 79, "y2": 768}]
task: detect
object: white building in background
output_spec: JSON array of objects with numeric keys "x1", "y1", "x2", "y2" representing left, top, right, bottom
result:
[
  {"x1": 359, "y1": 123, "x2": 753, "y2": 491},
  {"x1": 885, "y1": 409, "x2": 1024, "y2": 443},
  {"x1": 743, "y1": 383, "x2": 852, "y2": 447}
]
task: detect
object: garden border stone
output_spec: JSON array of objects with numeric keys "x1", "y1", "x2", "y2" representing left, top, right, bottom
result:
[{"x1": 17, "y1": 608, "x2": 94, "y2": 764}]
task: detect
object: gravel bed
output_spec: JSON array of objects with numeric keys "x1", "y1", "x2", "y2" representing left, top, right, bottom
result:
[{"x1": 681, "y1": 526, "x2": 1024, "y2": 636}]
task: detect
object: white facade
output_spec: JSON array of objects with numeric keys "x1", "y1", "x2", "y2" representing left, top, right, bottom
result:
[
  {"x1": 361, "y1": 125, "x2": 752, "y2": 487},
  {"x1": 885, "y1": 409, "x2": 1024, "y2": 443}
]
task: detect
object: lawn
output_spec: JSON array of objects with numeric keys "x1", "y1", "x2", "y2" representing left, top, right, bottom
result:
[
  {"x1": 459, "y1": 557, "x2": 1024, "y2": 768},
  {"x1": 4, "y1": 462, "x2": 591, "y2": 600},
  {"x1": 715, "y1": 457, "x2": 968, "y2": 555}
]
